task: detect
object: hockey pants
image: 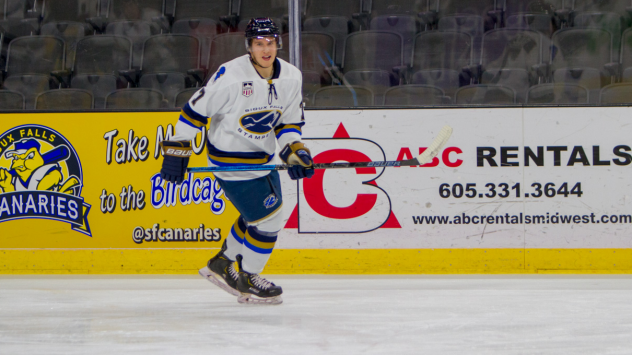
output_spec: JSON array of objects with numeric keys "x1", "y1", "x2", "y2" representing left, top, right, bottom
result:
[{"x1": 215, "y1": 171, "x2": 284, "y2": 274}]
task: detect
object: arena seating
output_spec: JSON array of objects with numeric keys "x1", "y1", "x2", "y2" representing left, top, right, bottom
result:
[
  {"x1": 303, "y1": 16, "x2": 349, "y2": 65},
  {"x1": 526, "y1": 83, "x2": 589, "y2": 104},
  {"x1": 504, "y1": 0, "x2": 565, "y2": 15},
  {"x1": 0, "y1": 89, "x2": 23, "y2": 109},
  {"x1": 343, "y1": 69, "x2": 392, "y2": 105},
  {"x1": 454, "y1": 84, "x2": 516, "y2": 104},
  {"x1": 370, "y1": 15, "x2": 416, "y2": 65},
  {"x1": 300, "y1": 70, "x2": 322, "y2": 102},
  {"x1": 503, "y1": 0, "x2": 567, "y2": 34},
  {"x1": 437, "y1": 14, "x2": 484, "y2": 59},
  {"x1": 171, "y1": 0, "x2": 227, "y2": 61},
  {"x1": 174, "y1": 87, "x2": 197, "y2": 108},
  {"x1": 0, "y1": 0, "x2": 38, "y2": 39},
  {"x1": 2, "y1": 36, "x2": 64, "y2": 108},
  {"x1": 71, "y1": 35, "x2": 132, "y2": 107},
  {"x1": 383, "y1": 84, "x2": 449, "y2": 105},
  {"x1": 311, "y1": 85, "x2": 374, "y2": 106},
  {"x1": 341, "y1": 30, "x2": 403, "y2": 82},
  {"x1": 207, "y1": 32, "x2": 246, "y2": 74},
  {"x1": 35, "y1": 88, "x2": 93, "y2": 109},
  {"x1": 102, "y1": 0, "x2": 167, "y2": 67},
  {"x1": 278, "y1": 32, "x2": 336, "y2": 87},
  {"x1": 620, "y1": 28, "x2": 632, "y2": 82},
  {"x1": 105, "y1": 87, "x2": 163, "y2": 109},
  {"x1": 304, "y1": 0, "x2": 365, "y2": 63},
  {"x1": 41, "y1": 22, "x2": 89, "y2": 69},
  {"x1": 235, "y1": 0, "x2": 286, "y2": 32},
  {"x1": 105, "y1": 20, "x2": 158, "y2": 68},
  {"x1": 0, "y1": 0, "x2": 29, "y2": 19},
  {"x1": 410, "y1": 31, "x2": 472, "y2": 98},
  {"x1": 370, "y1": 0, "x2": 425, "y2": 18},
  {"x1": 600, "y1": 83, "x2": 632, "y2": 104},
  {"x1": 550, "y1": 28, "x2": 612, "y2": 103},
  {"x1": 278, "y1": 32, "x2": 336, "y2": 100},
  {"x1": 505, "y1": 13, "x2": 555, "y2": 36},
  {"x1": 104, "y1": 0, "x2": 164, "y2": 22},
  {"x1": 305, "y1": 0, "x2": 364, "y2": 23},
  {"x1": 0, "y1": 0, "x2": 630, "y2": 110},
  {"x1": 171, "y1": 18, "x2": 217, "y2": 70},
  {"x1": 37, "y1": 0, "x2": 101, "y2": 24},
  {"x1": 172, "y1": 0, "x2": 230, "y2": 24},
  {"x1": 134, "y1": 34, "x2": 200, "y2": 107},
  {"x1": 478, "y1": 29, "x2": 546, "y2": 102},
  {"x1": 574, "y1": 12, "x2": 622, "y2": 58}
]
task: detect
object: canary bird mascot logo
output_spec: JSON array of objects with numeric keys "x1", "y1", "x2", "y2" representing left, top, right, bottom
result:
[{"x1": 0, "y1": 125, "x2": 91, "y2": 236}]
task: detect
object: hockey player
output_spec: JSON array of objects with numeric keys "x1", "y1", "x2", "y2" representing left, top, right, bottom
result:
[{"x1": 160, "y1": 18, "x2": 313, "y2": 305}]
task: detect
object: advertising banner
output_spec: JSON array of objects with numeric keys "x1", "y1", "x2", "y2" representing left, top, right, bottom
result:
[
  {"x1": 1, "y1": 108, "x2": 631, "y2": 273},
  {"x1": 0, "y1": 112, "x2": 238, "y2": 249},
  {"x1": 278, "y1": 107, "x2": 632, "y2": 252}
]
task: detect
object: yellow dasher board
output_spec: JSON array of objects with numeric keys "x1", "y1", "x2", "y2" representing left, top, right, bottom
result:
[
  {"x1": 2, "y1": 109, "x2": 632, "y2": 274},
  {"x1": 0, "y1": 112, "x2": 238, "y2": 250}
]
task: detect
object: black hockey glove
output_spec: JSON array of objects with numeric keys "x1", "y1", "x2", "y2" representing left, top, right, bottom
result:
[
  {"x1": 280, "y1": 141, "x2": 314, "y2": 180},
  {"x1": 160, "y1": 140, "x2": 193, "y2": 184}
]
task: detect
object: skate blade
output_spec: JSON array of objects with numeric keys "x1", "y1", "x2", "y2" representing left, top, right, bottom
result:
[
  {"x1": 198, "y1": 266, "x2": 240, "y2": 297},
  {"x1": 237, "y1": 293, "x2": 283, "y2": 305}
]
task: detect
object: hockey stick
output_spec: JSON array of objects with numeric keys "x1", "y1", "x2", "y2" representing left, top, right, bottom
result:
[{"x1": 187, "y1": 125, "x2": 453, "y2": 173}]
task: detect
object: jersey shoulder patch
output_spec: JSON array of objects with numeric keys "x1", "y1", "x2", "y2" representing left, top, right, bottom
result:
[{"x1": 213, "y1": 66, "x2": 226, "y2": 83}]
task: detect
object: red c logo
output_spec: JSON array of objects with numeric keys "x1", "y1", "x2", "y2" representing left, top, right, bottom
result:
[{"x1": 302, "y1": 149, "x2": 378, "y2": 219}]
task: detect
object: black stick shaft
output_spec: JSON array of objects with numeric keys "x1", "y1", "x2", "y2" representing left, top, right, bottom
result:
[{"x1": 187, "y1": 158, "x2": 420, "y2": 173}]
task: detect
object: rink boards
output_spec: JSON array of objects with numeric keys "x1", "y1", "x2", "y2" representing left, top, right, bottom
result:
[{"x1": 1, "y1": 108, "x2": 632, "y2": 274}]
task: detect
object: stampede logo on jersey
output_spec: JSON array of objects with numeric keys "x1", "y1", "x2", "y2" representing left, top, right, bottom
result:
[
  {"x1": 242, "y1": 81, "x2": 253, "y2": 97},
  {"x1": 0, "y1": 125, "x2": 91, "y2": 236},
  {"x1": 239, "y1": 110, "x2": 282, "y2": 135}
]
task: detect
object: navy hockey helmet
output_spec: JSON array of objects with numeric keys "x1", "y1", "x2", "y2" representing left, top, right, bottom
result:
[{"x1": 244, "y1": 17, "x2": 282, "y2": 50}]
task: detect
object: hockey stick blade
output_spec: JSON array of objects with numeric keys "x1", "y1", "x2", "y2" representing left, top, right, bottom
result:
[
  {"x1": 186, "y1": 125, "x2": 453, "y2": 173},
  {"x1": 414, "y1": 125, "x2": 453, "y2": 166}
]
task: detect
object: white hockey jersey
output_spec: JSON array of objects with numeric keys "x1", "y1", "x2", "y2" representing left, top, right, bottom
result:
[{"x1": 172, "y1": 54, "x2": 305, "y2": 181}]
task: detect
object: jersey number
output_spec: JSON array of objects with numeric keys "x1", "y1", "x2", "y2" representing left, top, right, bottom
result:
[{"x1": 192, "y1": 88, "x2": 206, "y2": 105}]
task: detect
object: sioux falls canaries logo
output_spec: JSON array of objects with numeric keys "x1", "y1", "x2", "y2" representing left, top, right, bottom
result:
[{"x1": 0, "y1": 125, "x2": 91, "y2": 236}]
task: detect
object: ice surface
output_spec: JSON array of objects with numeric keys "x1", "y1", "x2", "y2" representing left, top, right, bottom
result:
[{"x1": 1, "y1": 275, "x2": 632, "y2": 354}]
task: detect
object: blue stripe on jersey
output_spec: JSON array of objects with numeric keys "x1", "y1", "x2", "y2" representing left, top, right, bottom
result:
[
  {"x1": 182, "y1": 103, "x2": 209, "y2": 126},
  {"x1": 274, "y1": 122, "x2": 304, "y2": 138},
  {"x1": 206, "y1": 142, "x2": 274, "y2": 166},
  {"x1": 208, "y1": 154, "x2": 275, "y2": 167},
  {"x1": 179, "y1": 116, "x2": 203, "y2": 130},
  {"x1": 275, "y1": 128, "x2": 302, "y2": 139}
]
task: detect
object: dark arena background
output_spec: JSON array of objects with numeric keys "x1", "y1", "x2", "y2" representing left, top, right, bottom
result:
[{"x1": 1, "y1": 0, "x2": 632, "y2": 354}]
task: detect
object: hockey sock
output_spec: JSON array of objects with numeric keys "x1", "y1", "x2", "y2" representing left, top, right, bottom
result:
[
  {"x1": 223, "y1": 216, "x2": 247, "y2": 261},
  {"x1": 240, "y1": 226, "x2": 278, "y2": 274}
]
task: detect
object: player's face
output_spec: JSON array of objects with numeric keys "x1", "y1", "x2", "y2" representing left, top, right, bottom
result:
[{"x1": 250, "y1": 37, "x2": 277, "y2": 68}]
